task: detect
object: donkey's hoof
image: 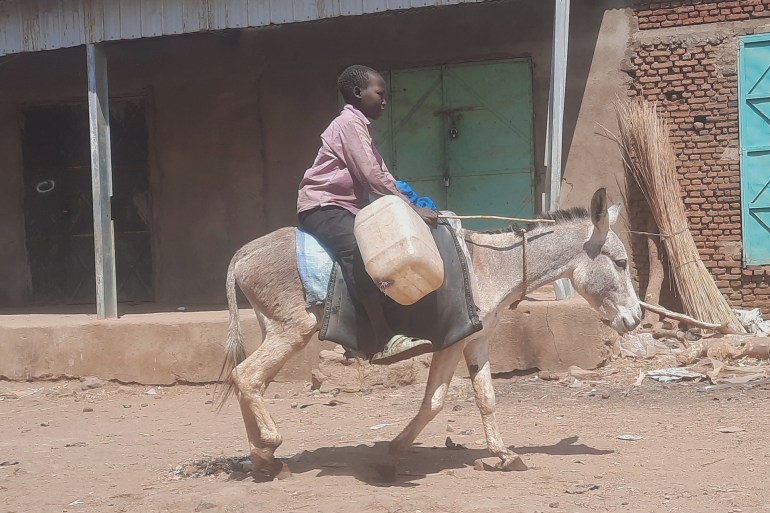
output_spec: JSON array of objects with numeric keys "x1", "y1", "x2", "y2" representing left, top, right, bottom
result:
[
  {"x1": 497, "y1": 455, "x2": 528, "y2": 472},
  {"x1": 250, "y1": 460, "x2": 284, "y2": 481},
  {"x1": 250, "y1": 450, "x2": 285, "y2": 481}
]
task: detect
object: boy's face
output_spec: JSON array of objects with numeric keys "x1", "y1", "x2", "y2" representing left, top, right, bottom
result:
[{"x1": 354, "y1": 72, "x2": 387, "y2": 120}]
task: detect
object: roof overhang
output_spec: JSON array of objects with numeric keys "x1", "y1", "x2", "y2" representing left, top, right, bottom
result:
[{"x1": 0, "y1": 0, "x2": 495, "y2": 58}]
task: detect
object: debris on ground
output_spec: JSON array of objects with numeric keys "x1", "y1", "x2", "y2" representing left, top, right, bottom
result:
[
  {"x1": 445, "y1": 437, "x2": 466, "y2": 450},
  {"x1": 677, "y1": 336, "x2": 770, "y2": 365},
  {"x1": 168, "y1": 456, "x2": 251, "y2": 479},
  {"x1": 686, "y1": 358, "x2": 768, "y2": 385},
  {"x1": 1, "y1": 388, "x2": 43, "y2": 400},
  {"x1": 567, "y1": 366, "x2": 600, "y2": 380},
  {"x1": 558, "y1": 375, "x2": 584, "y2": 388},
  {"x1": 616, "y1": 332, "x2": 675, "y2": 359},
  {"x1": 616, "y1": 434, "x2": 643, "y2": 441},
  {"x1": 645, "y1": 368, "x2": 705, "y2": 383},
  {"x1": 565, "y1": 483, "x2": 600, "y2": 494},
  {"x1": 735, "y1": 308, "x2": 770, "y2": 335},
  {"x1": 80, "y1": 377, "x2": 106, "y2": 390},
  {"x1": 601, "y1": 305, "x2": 770, "y2": 390},
  {"x1": 715, "y1": 426, "x2": 744, "y2": 434}
]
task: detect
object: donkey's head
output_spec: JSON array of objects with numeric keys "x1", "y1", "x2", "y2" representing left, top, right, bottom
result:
[{"x1": 569, "y1": 188, "x2": 641, "y2": 333}]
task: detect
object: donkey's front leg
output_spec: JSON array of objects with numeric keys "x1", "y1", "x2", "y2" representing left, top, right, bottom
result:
[
  {"x1": 379, "y1": 342, "x2": 465, "y2": 479},
  {"x1": 464, "y1": 338, "x2": 528, "y2": 471}
]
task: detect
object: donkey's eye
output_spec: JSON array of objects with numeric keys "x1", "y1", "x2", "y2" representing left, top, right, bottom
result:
[{"x1": 614, "y1": 259, "x2": 627, "y2": 270}]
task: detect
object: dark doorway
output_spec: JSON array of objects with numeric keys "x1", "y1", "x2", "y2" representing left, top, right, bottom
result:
[{"x1": 21, "y1": 99, "x2": 153, "y2": 304}]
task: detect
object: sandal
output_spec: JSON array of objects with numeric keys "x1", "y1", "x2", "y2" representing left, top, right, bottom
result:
[{"x1": 370, "y1": 335, "x2": 433, "y2": 366}]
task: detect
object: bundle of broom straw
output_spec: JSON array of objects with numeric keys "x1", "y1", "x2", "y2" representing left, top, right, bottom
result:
[{"x1": 614, "y1": 99, "x2": 745, "y2": 334}]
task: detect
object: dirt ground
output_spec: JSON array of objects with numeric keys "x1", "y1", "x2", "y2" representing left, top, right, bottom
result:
[{"x1": 2, "y1": 357, "x2": 769, "y2": 513}]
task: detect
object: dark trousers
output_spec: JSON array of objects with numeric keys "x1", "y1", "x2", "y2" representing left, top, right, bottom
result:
[{"x1": 298, "y1": 206, "x2": 393, "y2": 351}]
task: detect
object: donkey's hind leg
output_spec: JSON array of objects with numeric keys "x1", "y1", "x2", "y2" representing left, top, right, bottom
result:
[{"x1": 232, "y1": 317, "x2": 313, "y2": 478}]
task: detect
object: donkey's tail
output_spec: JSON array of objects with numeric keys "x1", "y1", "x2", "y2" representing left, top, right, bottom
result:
[{"x1": 215, "y1": 255, "x2": 247, "y2": 411}]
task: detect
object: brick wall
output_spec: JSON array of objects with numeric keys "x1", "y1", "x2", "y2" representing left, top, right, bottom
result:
[
  {"x1": 625, "y1": 36, "x2": 770, "y2": 314},
  {"x1": 634, "y1": 0, "x2": 770, "y2": 30}
]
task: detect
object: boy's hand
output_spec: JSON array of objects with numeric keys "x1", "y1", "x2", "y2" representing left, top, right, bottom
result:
[{"x1": 413, "y1": 206, "x2": 439, "y2": 227}]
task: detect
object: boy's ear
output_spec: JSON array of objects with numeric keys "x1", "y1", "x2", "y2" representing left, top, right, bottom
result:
[{"x1": 353, "y1": 86, "x2": 362, "y2": 99}]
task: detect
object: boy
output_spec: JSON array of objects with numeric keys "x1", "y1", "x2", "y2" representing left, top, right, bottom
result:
[{"x1": 297, "y1": 65, "x2": 437, "y2": 365}]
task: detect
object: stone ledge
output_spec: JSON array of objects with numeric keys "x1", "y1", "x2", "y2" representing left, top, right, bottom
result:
[{"x1": 0, "y1": 297, "x2": 611, "y2": 385}]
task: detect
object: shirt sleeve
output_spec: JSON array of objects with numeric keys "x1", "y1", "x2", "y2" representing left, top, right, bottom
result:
[{"x1": 338, "y1": 118, "x2": 404, "y2": 200}]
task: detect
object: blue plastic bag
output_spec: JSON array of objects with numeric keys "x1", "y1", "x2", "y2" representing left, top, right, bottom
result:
[{"x1": 395, "y1": 180, "x2": 437, "y2": 210}]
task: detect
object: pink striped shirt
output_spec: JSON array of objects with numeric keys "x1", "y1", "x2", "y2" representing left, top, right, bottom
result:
[{"x1": 297, "y1": 104, "x2": 403, "y2": 215}]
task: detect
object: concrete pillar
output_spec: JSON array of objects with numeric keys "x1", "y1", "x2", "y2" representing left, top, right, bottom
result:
[
  {"x1": 545, "y1": 0, "x2": 573, "y2": 300},
  {"x1": 87, "y1": 43, "x2": 118, "y2": 319}
]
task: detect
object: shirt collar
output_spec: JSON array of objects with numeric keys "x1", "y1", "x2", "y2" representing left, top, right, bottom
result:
[{"x1": 343, "y1": 104, "x2": 371, "y2": 126}]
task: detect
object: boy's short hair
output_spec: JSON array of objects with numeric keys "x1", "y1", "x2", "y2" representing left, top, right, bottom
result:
[{"x1": 337, "y1": 65, "x2": 377, "y2": 103}]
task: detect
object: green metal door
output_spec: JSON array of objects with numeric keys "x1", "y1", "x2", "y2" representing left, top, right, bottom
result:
[
  {"x1": 739, "y1": 34, "x2": 770, "y2": 265},
  {"x1": 373, "y1": 60, "x2": 534, "y2": 230}
]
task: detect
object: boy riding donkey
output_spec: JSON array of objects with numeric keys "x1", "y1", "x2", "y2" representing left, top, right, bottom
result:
[{"x1": 297, "y1": 65, "x2": 439, "y2": 365}]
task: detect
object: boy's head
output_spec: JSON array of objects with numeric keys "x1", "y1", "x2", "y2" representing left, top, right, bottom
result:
[{"x1": 337, "y1": 65, "x2": 387, "y2": 120}]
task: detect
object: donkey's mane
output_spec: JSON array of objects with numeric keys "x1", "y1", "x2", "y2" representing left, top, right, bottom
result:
[{"x1": 473, "y1": 207, "x2": 591, "y2": 235}]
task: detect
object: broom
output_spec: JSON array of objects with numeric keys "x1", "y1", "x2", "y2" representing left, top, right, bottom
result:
[{"x1": 613, "y1": 99, "x2": 745, "y2": 334}]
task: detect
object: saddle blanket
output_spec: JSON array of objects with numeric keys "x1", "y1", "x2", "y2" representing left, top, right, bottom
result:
[
  {"x1": 295, "y1": 215, "x2": 483, "y2": 353},
  {"x1": 295, "y1": 227, "x2": 334, "y2": 307}
]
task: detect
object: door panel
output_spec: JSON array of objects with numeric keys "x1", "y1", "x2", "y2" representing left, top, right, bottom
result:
[
  {"x1": 444, "y1": 61, "x2": 533, "y2": 230},
  {"x1": 741, "y1": 148, "x2": 770, "y2": 264},
  {"x1": 444, "y1": 61, "x2": 533, "y2": 175},
  {"x1": 389, "y1": 68, "x2": 447, "y2": 209},
  {"x1": 448, "y1": 173, "x2": 534, "y2": 220}
]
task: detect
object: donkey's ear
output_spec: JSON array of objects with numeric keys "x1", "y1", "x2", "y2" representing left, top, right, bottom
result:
[
  {"x1": 590, "y1": 188, "x2": 609, "y2": 240},
  {"x1": 608, "y1": 203, "x2": 622, "y2": 226}
]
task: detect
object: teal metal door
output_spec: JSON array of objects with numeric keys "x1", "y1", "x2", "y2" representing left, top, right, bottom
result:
[
  {"x1": 739, "y1": 34, "x2": 770, "y2": 265},
  {"x1": 373, "y1": 60, "x2": 534, "y2": 231}
]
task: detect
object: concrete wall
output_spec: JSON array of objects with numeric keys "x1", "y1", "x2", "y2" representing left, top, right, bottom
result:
[
  {"x1": 0, "y1": 299, "x2": 613, "y2": 384},
  {"x1": 0, "y1": 0, "x2": 633, "y2": 308},
  {"x1": 560, "y1": 4, "x2": 633, "y2": 217}
]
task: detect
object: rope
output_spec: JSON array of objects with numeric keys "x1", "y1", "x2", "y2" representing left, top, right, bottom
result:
[
  {"x1": 625, "y1": 227, "x2": 689, "y2": 239},
  {"x1": 439, "y1": 214, "x2": 555, "y2": 224}
]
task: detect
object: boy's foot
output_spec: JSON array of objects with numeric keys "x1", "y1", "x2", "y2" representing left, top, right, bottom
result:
[{"x1": 370, "y1": 335, "x2": 433, "y2": 365}]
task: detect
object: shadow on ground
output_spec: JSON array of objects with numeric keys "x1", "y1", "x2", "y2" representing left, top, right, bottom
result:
[
  {"x1": 513, "y1": 435, "x2": 614, "y2": 456},
  {"x1": 199, "y1": 436, "x2": 614, "y2": 487}
]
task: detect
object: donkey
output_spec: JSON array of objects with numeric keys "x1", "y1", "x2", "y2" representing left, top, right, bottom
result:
[{"x1": 218, "y1": 187, "x2": 641, "y2": 477}]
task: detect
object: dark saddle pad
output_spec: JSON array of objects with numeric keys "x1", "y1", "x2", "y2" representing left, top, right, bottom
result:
[{"x1": 319, "y1": 221, "x2": 483, "y2": 353}]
